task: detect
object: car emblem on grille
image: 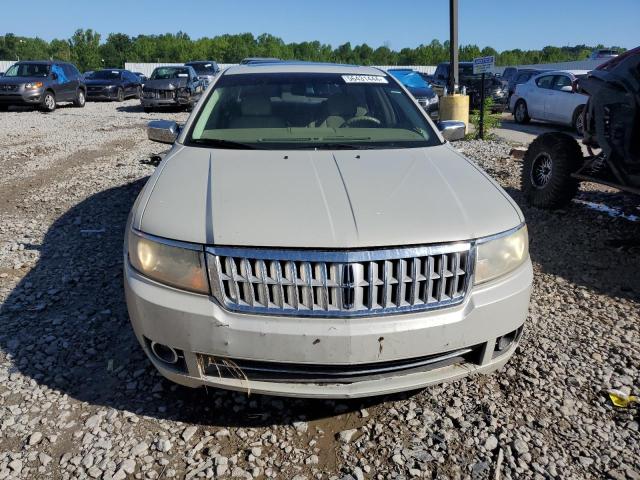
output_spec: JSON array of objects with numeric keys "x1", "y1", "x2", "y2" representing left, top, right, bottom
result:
[{"x1": 341, "y1": 264, "x2": 356, "y2": 310}]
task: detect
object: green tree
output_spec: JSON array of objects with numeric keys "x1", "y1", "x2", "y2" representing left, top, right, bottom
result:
[
  {"x1": 69, "y1": 29, "x2": 102, "y2": 71},
  {"x1": 100, "y1": 33, "x2": 133, "y2": 68}
]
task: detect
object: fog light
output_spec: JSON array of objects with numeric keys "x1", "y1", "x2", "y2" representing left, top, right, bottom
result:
[{"x1": 150, "y1": 341, "x2": 179, "y2": 364}]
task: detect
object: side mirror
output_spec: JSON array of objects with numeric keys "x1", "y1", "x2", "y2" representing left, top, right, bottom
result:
[
  {"x1": 51, "y1": 72, "x2": 58, "y2": 80},
  {"x1": 437, "y1": 120, "x2": 466, "y2": 142},
  {"x1": 148, "y1": 120, "x2": 180, "y2": 144},
  {"x1": 560, "y1": 85, "x2": 573, "y2": 93}
]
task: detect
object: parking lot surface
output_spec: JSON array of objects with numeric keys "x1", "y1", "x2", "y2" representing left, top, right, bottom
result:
[{"x1": 0, "y1": 102, "x2": 638, "y2": 479}]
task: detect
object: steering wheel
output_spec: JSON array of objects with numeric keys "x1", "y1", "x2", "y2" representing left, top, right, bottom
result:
[{"x1": 342, "y1": 116, "x2": 382, "y2": 128}]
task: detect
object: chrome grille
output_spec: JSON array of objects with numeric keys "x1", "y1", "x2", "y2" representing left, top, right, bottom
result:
[{"x1": 206, "y1": 243, "x2": 472, "y2": 317}]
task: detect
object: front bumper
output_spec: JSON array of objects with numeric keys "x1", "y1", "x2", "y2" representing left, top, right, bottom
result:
[
  {"x1": 87, "y1": 89, "x2": 116, "y2": 100},
  {"x1": 0, "y1": 91, "x2": 43, "y2": 105},
  {"x1": 124, "y1": 255, "x2": 532, "y2": 398},
  {"x1": 141, "y1": 97, "x2": 180, "y2": 107}
]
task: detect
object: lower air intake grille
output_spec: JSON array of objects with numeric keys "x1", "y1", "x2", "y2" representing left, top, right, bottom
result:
[{"x1": 206, "y1": 243, "x2": 472, "y2": 317}]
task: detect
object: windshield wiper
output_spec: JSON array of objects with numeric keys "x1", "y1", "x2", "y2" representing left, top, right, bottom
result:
[{"x1": 190, "y1": 138, "x2": 261, "y2": 150}]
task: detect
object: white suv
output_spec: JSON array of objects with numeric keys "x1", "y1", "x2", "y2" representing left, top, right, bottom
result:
[{"x1": 125, "y1": 62, "x2": 532, "y2": 398}]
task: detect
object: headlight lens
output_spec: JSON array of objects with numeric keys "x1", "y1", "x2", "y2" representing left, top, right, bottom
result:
[
  {"x1": 428, "y1": 95, "x2": 439, "y2": 105},
  {"x1": 475, "y1": 225, "x2": 528, "y2": 284},
  {"x1": 25, "y1": 82, "x2": 43, "y2": 89},
  {"x1": 128, "y1": 230, "x2": 209, "y2": 294}
]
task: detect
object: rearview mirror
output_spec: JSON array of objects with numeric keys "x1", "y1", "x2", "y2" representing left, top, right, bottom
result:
[
  {"x1": 147, "y1": 120, "x2": 180, "y2": 144},
  {"x1": 437, "y1": 120, "x2": 466, "y2": 142}
]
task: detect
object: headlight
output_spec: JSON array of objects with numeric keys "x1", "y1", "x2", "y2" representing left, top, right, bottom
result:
[
  {"x1": 24, "y1": 82, "x2": 43, "y2": 89},
  {"x1": 475, "y1": 225, "x2": 528, "y2": 285},
  {"x1": 428, "y1": 95, "x2": 439, "y2": 105},
  {"x1": 128, "y1": 230, "x2": 209, "y2": 294}
]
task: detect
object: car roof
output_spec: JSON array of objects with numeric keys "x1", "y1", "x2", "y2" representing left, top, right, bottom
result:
[
  {"x1": 224, "y1": 62, "x2": 386, "y2": 76},
  {"x1": 185, "y1": 60, "x2": 217, "y2": 64}
]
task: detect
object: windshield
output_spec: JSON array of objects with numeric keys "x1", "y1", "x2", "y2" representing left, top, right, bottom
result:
[
  {"x1": 4, "y1": 63, "x2": 50, "y2": 78},
  {"x1": 150, "y1": 67, "x2": 189, "y2": 80},
  {"x1": 91, "y1": 70, "x2": 122, "y2": 80},
  {"x1": 188, "y1": 72, "x2": 439, "y2": 150},
  {"x1": 389, "y1": 71, "x2": 430, "y2": 89},
  {"x1": 188, "y1": 63, "x2": 216, "y2": 74},
  {"x1": 460, "y1": 64, "x2": 478, "y2": 77}
]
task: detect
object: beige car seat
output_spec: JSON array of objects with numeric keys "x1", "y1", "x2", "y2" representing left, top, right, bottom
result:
[{"x1": 229, "y1": 95, "x2": 286, "y2": 128}]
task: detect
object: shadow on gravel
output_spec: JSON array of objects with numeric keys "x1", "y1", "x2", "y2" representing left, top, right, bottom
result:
[
  {"x1": 0, "y1": 176, "x2": 389, "y2": 428},
  {"x1": 504, "y1": 186, "x2": 640, "y2": 302}
]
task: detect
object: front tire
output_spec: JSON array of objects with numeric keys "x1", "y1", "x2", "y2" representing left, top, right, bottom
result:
[
  {"x1": 116, "y1": 88, "x2": 125, "y2": 102},
  {"x1": 514, "y1": 100, "x2": 530, "y2": 124},
  {"x1": 73, "y1": 89, "x2": 85, "y2": 107},
  {"x1": 135, "y1": 86, "x2": 142, "y2": 99},
  {"x1": 41, "y1": 91, "x2": 56, "y2": 112},
  {"x1": 522, "y1": 132, "x2": 583, "y2": 209}
]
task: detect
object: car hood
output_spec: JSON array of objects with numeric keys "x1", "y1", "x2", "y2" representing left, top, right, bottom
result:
[
  {"x1": 135, "y1": 143, "x2": 523, "y2": 248},
  {"x1": 85, "y1": 79, "x2": 121, "y2": 86},
  {"x1": 405, "y1": 86, "x2": 436, "y2": 98},
  {"x1": 144, "y1": 78, "x2": 187, "y2": 90}
]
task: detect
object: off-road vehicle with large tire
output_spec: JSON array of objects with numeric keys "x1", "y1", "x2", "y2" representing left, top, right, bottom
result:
[{"x1": 521, "y1": 47, "x2": 640, "y2": 208}]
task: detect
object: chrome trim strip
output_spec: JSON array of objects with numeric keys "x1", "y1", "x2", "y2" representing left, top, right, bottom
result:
[
  {"x1": 131, "y1": 228, "x2": 203, "y2": 251},
  {"x1": 205, "y1": 242, "x2": 471, "y2": 262},
  {"x1": 475, "y1": 223, "x2": 526, "y2": 245}
]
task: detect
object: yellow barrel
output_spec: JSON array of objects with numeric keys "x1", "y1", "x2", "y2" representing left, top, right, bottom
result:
[{"x1": 439, "y1": 94, "x2": 470, "y2": 132}]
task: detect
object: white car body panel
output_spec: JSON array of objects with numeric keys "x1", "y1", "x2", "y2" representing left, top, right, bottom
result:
[{"x1": 510, "y1": 70, "x2": 589, "y2": 127}]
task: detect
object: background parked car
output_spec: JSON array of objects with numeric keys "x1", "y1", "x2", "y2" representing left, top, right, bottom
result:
[
  {"x1": 388, "y1": 68, "x2": 439, "y2": 120},
  {"x1": 509, "y1": 70, "x2": 589, "y2": 135},
  {"x1": 506, "y1": 68, "x2": 547, "y2": 104},
  {"x1": 500, "y1": 67, "x2": 518, "y2": 85},
  {"x1": 141, "y1": 65, "x2": 204, "y2": 112},
  {"x1": 431, "y1": 62, "x2": 509, "y2": 110},
  {"x1": 184, "y1": 61, "x2": 220, "y2": 88},
  {"x1": 0, "y1": 60, "x2": 86, "y2": 112},
  {"x1": 590, "y1": 48, "x2": 619, "y2": 60},
  {"x1": 85, "y1": 69, "x2": 142, "y2": 102},
  {"x1": 240, "y1": 57, "x2": 281, "y2": 65},
  {"x1": 133, "y1": 72, "x2": 148, "y2": 84}
]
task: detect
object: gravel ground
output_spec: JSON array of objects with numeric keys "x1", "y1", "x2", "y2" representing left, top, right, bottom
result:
[{"x1": 0, "y1": 102, "x2": 638, "y2": 480}]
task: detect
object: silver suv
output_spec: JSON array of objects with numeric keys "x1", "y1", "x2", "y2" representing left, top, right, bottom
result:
[
  {"x1": 0, "y1": 60, "x2": 86, "y2": 112},
  {"x1": 125, "y1": 63, "x2": 532, "y2": 398}
]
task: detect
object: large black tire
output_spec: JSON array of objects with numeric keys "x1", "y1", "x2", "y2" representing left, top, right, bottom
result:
[
  {"x1": 522, "y1": 132, "x2": 583, "y2": 209},
  {"x1": 514, "y1": 99, "x2": 530, "y2": 124},
  {"x1": 573, "y1": 105, "x2": 585, "y2": 136},
  {"x1": 73, "y1": 89, "x2": 86, "y2": 108},
  {"x1": 41, "y1": 91, "x2": 56, "y2": 112},
  {"x1": 0, "y1": 105, "x2": 8, "y2": 111},
  {"x1": 116, "y1": 88, "x2": 125, "y2": 102}
]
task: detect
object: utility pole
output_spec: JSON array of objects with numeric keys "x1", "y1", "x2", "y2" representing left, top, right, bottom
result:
[{"x1": 448, "y1": 0, "x2": 459, "y2": 95}]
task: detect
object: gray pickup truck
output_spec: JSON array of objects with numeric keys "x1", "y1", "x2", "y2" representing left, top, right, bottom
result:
[{"x1": 0, "y1": 60, "x2": 86, "y2": 112}]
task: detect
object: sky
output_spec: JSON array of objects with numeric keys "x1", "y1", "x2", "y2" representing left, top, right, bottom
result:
[{"x1": 1, "y1": 0, "x2": 637, "y2": 51}]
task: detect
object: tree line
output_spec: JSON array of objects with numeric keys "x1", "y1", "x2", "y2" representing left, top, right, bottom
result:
[{"x1": 0, "y1": 30, "x2": 625, "y2": 72}]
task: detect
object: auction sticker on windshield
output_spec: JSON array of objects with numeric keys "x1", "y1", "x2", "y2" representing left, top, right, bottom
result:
[{"x1": 342, "y1": 75, "x2": 388, "y2": 84}]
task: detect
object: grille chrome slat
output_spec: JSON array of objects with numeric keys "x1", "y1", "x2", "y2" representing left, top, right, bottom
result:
[{"x1": 207, "y1": 243, "x2": 472, "y2": 318}]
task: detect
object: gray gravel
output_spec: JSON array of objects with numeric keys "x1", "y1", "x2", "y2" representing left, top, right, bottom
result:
[{"x1": 0, "y1": 103, "x2": 639, "y2": 479}]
